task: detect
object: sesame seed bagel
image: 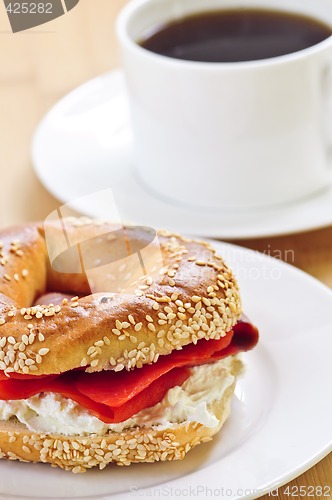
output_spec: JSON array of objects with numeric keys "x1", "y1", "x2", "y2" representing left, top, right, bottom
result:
[
  {"x1": 0, "y1": 356, "x2": 242, "y2": 472},
  {"x1": 0, "y1": 218, "x2": 241, "y2": 377}
]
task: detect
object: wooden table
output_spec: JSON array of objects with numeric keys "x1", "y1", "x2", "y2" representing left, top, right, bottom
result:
[{"x1": 0, "y1": 1, "x2": 330, "y2": 497}]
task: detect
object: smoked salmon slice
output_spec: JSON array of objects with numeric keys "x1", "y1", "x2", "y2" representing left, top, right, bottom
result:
[{"x1": 0, "y1": 320, "x2": 258, "y2": 423}]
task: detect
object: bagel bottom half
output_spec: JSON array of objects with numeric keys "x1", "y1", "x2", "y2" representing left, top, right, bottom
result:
[{"x1": 0, "y1": 357, "x2": 243, "y2": 473}]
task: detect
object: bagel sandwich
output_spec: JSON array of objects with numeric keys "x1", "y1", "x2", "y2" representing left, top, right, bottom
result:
[{"x1": 0, "y1": 218, "x2": 258, "y2": 472}]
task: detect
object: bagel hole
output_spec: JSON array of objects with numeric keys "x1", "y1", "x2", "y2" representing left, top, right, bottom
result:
[{"x1": 35, "y1": 226, "x2": 164, "y2": 304}]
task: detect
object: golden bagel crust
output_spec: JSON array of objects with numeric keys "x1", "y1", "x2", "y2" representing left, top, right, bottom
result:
[
  {"x1": 0, "y1": 218, "x2": 241, "y2": 376},
  {"x1": 0, "y1": 357, "x2": 242, "y2": 472}
]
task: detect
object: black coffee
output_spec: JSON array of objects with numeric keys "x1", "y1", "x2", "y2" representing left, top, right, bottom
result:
[{"x1": 139, "y1": 9, "x2": 332, "y2": 62}]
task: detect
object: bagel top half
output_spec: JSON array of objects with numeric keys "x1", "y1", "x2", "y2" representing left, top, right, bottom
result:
[{"x1": 0, "y1": 217, "x2": 241, "y2": 376}]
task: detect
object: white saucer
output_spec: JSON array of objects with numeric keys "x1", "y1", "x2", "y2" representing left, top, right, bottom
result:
[{"x1": 32, "y1": 69, "x2": 332, "y2": 239}]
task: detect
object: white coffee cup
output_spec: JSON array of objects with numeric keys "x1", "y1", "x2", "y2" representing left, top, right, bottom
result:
[{"x1": 117, "y1": 0, "x2": 332, "y2": 210}]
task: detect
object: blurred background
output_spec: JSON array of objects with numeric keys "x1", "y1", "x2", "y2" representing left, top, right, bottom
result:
[{"x1": 0, "y1": 0, "x2": 125, "y2": 225}]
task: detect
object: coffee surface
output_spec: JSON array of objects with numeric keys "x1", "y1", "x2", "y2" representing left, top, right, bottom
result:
[{"x1": 139, "y1": 9, "x2": 332, "y2": 62}]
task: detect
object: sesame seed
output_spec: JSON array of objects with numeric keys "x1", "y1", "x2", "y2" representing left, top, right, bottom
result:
[
  {"x1": 128, "y1": 315, "x2": 135, "y2": 325},
  {"x1": 138, "y1": 285, "x2": 148, "y2": 291},
  {"x1": 156, "y1": 296, "x2": 171, "y2": 303},
  {"x1": 114, "y1": 363, "x2": 124, "y2": 372},
  {"x1": 4, "y1": 274, "x2": 11, "y2": 281},
  {"x1": 229, "y1": 302, "x2": 237, "y2": 313},
  {"x1": 39, "y1": 348, "x2": 49, "y2": 356},
  {"x1": 90, "y1": 359, "x2": 99, "y2": 368},
  {"x1": 72, "y1": 466, "x2": 86, "y2": 474},
  {"x1": 22, "y1": 269, "x2": 29, "y2": 277}
]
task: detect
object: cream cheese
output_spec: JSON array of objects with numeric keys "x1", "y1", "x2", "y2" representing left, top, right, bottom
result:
[{"x1": 0, "y1": 356, "x2": 241, "y2": 436}]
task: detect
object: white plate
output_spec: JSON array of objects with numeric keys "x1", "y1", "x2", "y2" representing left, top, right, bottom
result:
[
  {"x1": 32, "y1": 70, "x2": 332, "y2": 240},
  {"x1": 0, "y1": 242, "x2": 331, "y2": 500}
]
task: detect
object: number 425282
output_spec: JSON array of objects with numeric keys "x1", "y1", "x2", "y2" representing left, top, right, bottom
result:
[
  {"x1": 5, "y1": 3, "x2": 53, "y2": 14},
  {"x1": 270, "y1": 485, "x2": 331, "y2": 497}
]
